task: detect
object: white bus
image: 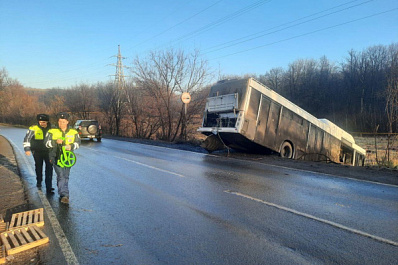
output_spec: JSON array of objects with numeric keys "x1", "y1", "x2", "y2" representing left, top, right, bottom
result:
[{"x1": 198, "y1": 78, "x2": 365, "y2": 166}]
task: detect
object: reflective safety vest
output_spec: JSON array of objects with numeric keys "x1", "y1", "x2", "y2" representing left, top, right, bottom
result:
[
  {"x1": 29, "y1": 125, "x2": 45, "y2": 140},
  {"x1": 48, "y1": 128, "x2": 78, "y2": 145}
]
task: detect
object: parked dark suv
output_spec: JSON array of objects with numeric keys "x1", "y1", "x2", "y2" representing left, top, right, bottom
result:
[{"x1": 74, "y1": 120, "x2": 102, "y2": 142}]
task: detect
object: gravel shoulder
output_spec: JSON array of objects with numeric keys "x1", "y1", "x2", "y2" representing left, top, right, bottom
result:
[
  {"x1": 106, "y1": 135, "x2": 398, "y2": 186},
  {"x1": 0, "y1": 135, "x2": 26, "y2": 217},
  {"x1": 0, "y1": 135, "x2": 42, "y2": 264}
]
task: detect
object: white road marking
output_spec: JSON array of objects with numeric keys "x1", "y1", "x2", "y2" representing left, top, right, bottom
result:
[
  {"x1": 84, "y1": 146, "x2": 185, "y2": 178},
  {"x1": 250, "y1": 162, "x2": 398, "y2": 188},
  {"x1": 89, "y1": 139, "x2": 398, "y2": 188},
  {"x1": 114, "y1": 155, "x2": 185, "y2": 178},
  {"x1": 9, "y1": 139, "x2": 80, "y2": 265},
  {"x1": 225, "y1": 190, "x2": 398, "y2": 247}
]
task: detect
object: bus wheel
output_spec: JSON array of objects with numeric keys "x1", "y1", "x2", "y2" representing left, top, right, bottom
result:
[{"x1": 280, "y1": 141, "x2": 294, "y2": 159}]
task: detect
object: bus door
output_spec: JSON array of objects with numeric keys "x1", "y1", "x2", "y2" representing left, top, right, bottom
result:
[
  {"x1": 254, "y1": 96, "x2": 271, "y2": 144},
  {"x1": 306, "y1": 124, "x2": 317, "y2": 153},
  {"x1": 306, "y1": 125, "x2": 324, "y2": 156},
  {"x1": 244, "y1": 88, "x2": 261, "y2": 140},
  {"x1": 265, "y1": 101, "x2": 281, "y2": 148}
]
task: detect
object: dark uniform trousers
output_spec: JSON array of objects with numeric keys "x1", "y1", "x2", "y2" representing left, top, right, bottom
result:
[{"x1": 33, "y1": 150, "x2": 53, "y2": 189}]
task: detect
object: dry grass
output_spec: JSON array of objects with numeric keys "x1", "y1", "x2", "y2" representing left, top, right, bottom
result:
[{"x1": 355, "y1": 136, "x2": 398, "y2": 168}]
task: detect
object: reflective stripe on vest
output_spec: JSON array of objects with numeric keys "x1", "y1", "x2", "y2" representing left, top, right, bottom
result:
[
  {"x1": 48, "y1": 128, "x2": 78, "y2": 145},
  {"x1": 29, "y1": 125, "x2": 44, "y2": 140}
]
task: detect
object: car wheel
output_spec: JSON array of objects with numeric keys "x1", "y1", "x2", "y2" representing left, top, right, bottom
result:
[
  {"x1": 280, "y1": 141, "x2": 294, "y2": 159},
  {"x1": 97, "y1": 138, "x2": 102, "y2": 142}
]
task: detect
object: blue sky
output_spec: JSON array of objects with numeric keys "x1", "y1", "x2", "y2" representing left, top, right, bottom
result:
[{"x1": 1, "y1": 0, "x2": 397, "y2": 89}]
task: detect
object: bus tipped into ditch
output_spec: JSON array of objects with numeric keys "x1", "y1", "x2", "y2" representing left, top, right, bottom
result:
[{"x1": 198, "y1": 78, "x2": 366, "y2": 166}]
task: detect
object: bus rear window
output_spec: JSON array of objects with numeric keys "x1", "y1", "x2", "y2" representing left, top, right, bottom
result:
[{"x1": 204, "y1": 112, "x2": 237, "y2": 128}]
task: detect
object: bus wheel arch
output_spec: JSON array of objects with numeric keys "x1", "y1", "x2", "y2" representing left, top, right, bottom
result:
[{"x1": 280, "y1": 141, "x2": 294, "y2": 159}]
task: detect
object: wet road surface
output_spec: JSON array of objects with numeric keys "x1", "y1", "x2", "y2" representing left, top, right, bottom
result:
[{"x1": 1, "y1": 126, "x2": 397, "y2": 264}]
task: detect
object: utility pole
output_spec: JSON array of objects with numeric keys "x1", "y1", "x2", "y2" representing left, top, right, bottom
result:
[{"x1": 110, "y1": 45, "x2": 129, "y2": 136}]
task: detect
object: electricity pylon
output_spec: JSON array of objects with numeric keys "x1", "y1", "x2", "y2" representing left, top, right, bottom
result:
[
  {"x1": 109, "y1": 45, "x2": 129, "y2": 136},
  {"x1": 110, "y1": 45, "x2": 128, "y2": 90}
]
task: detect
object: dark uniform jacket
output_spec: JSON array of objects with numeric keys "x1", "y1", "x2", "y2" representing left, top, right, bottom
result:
[{"x1": 23, "y1": 123, "x2": 51, "y2": 152}]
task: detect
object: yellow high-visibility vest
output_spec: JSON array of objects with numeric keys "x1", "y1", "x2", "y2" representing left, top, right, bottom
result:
[
  {"x1": 29, "y1": 125, "x2": 45, "y2": 140},
  {"x1": 48, "y1": 128, "x2": 78, "y2": 145}
]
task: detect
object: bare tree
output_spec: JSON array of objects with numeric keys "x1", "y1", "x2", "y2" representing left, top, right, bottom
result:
[
  {"x1": 385, "y1": 74, "x2": 398, "y2": 134},
  {"x1": 124, "y1": 82, "x2": 161, "y2": 139},
  {"x1": 0, "y1": 82, "x2": 43, "y2": 124},
  {"x1": 132, "y1": 49, "x2": 211, "y2": 141},
  {"x1": 112, "y1": 85, "x2": 125, "y2": 136},
  {"x1": 0, "y1": 67, "x2": 19, "y2": 91},
  {"x1": 384, "y1": 44, "x2": 398, "y2": 165},
  {"x1": 258, "y1": 67, "x2": 285, "y2": 92},
  {"x1": 67, "y1": 83, "x2": 98, "y2": 119},
  {"x1": 97, "y1": 81, "x2": 117, "y2": 135},
  {"x1": 48, "y1": 95, "x2": 66, "y2": 117},
  {"x1": 174, "y1": 50, "x2": 212, "y2": 140}
]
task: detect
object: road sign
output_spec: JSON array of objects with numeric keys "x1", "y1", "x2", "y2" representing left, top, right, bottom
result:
[{"x1": 181, "y1": 92, "x2": 191, "y2": 104}]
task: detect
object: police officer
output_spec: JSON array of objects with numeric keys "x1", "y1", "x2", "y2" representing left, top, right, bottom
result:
[
  {"x1": 45, "y1": 112, "x2": 80, "y2": 204},
  {"x1": 23, "y1": 114, "x2": 54, "y2": 194}
]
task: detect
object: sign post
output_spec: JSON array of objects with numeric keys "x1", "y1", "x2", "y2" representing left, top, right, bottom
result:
[{"x1": 181, "y1": 92, "x2": 191, "y2": 140}]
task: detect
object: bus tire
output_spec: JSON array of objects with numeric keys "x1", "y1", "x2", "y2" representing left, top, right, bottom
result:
[{"x1": 280, "y1": 141, "x2": 294, "y2": 159}]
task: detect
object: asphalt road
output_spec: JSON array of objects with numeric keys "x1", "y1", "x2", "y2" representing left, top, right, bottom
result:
[{"x1": 1, "y1": 126, "x2": 397, "y2": 265}]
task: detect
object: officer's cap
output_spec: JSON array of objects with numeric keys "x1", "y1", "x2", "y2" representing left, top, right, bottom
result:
[
  {"x1": 37, "y1": 114, "x2": 49, "y2": 121},
  {"x1": 57, "y1": 112, "x2": 70, "y2": 120}
]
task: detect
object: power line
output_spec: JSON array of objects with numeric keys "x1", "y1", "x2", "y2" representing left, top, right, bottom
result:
[
  {"x1": 22, "y1": 46, "x2": 128, "y2": 88},
  {"x1": 17, "y1": 1, "x2": 395, "y2": 88},
  {"x1": 27, "y1": 1, "x2": 223, "y2": 85},
  {"x1": 23, "y1": 69, "x2": 110, "y2": 87},
  {"x1": 203, "y1": 0, "x2": 374, "y2": 54},
  {"x1": 131, "y1": 0, "x2": 223, "y2": 49},
  {"x1": 151, "y1": 0, "x2": 272, "y2": 50},
  {"x1": 209, "y1": 7, "x2": 398, "y2": 61},
  {"x1": 15, "y1": 0, "x2": 273, "y2": 87}
]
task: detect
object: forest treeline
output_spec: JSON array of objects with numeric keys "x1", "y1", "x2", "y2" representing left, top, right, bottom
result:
[
  {"x1": 258, "y1": 43, "x2": 398, "y2": 134},
  {"x1": 0, "y1": 43, "x2": 397, "y2": 142}
]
